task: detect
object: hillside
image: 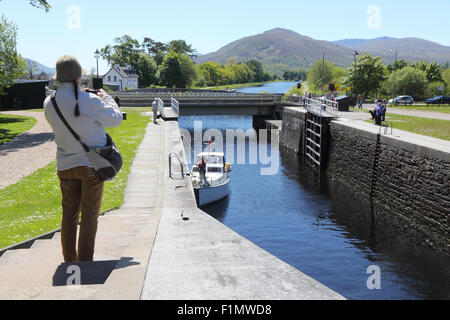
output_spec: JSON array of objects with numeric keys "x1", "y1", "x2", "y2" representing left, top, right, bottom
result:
[
  {"x1": 197, "y1": 29, "x2": 450, "y2": 73},
  {"x1": 25, "y1": 58, "x2": 56, "y2": 75},
  {"x1": 197, "y1": 28, "x2": 356, "y2": 72},
  {"x1": 341, "y1": 37, "x2": 450, "y2": 64}
]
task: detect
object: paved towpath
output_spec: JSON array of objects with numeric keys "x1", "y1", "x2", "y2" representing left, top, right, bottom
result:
[{"x1": 0, "y1": 111, "x2": 56, "y2": 189}]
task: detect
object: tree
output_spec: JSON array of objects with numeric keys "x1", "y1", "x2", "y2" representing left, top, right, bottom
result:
[
  {"x1": 142, "y1": 37, "x2": 167, "y2": 65},
  {"x1": 159, "y1": 50, "x2": 183, "y2": 88},
  {"x1": 245, "y1": 59, "x2": 264, "y2": 82},
  {"x1": 344, "y1": 54, "x2": 386, "y2": 97},
  {"x1": 443, "y1": 69, "x2": 450, "y2": 95},
  {"x1": 100, "y1": 35, "x2": 141, "y2": 69},
  {"x1": 425, "y1": 62, "x2": 443, "y2": 83},
  {"x1": 387, "y1": 59, "x2": 407, "y2": 73},
  {"x1": 393, "y1": 66, "x2": 427, "y2": 99},
  {"x1": 179, "y1": 54, "x2": 198, "y2": 88},
  {"x1": 0, "y1": 16, "x2": 27, "y2": 94},
  {"x1": 136, "y1": 52, "x2": 158, "y2": 88},
  {"x1": 199, "y1": 62, "x2": 222, "y2": 86},
  {"x1": 167, "y1": 40, "x2": 196, "y2": 61},
  {"x1": 307, "y1": 60, "x2": 334, "y2": 92}
]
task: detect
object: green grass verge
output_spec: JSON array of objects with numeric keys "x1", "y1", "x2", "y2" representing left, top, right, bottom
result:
[
  {"x1": 0, "y1": 110, "x2": 151, "y2": 249},
  {"x1": 0, "y1": 114, "x2": 37, "y2": 146},
  {"x1": 365, "y1": 114, "x2": 450, "y2": 141},
  {"x1": 389, "y1": 105, "x2": 450, "y2": 114}
]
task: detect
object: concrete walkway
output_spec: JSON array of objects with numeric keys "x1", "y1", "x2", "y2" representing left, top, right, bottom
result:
[
  {"x1": 0, "y1": 111, "x2": 56, "y2": 189},
  {"x1": 0, "y1": 118, "x2": 345, "y2": 300}
]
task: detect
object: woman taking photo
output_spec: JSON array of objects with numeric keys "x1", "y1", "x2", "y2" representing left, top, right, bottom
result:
[{"x1": 44, "y1": 55, "x2": 123, "y2": 262}]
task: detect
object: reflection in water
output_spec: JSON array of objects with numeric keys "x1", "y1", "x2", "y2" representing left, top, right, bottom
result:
[{"x1": 179, "y1": 115, "x2": 450, "y2": 300}]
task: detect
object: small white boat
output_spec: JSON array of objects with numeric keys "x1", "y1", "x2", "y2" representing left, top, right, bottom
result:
[{"x1": 191, "y1": 152, "x2": 231, "y2": 207}]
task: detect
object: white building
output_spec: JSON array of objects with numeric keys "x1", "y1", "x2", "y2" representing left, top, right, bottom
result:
[{"x1": 102, "y1": 64, "x2": 138, "y2": 91}]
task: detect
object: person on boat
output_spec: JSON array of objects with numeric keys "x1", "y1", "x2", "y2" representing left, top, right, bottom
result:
[{"x1": 198, "y1": 157, "x2": 207, "y2": 185}]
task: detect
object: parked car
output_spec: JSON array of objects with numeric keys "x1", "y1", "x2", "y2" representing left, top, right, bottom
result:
[
  {"x1": 389, "y1": 96, "x2": 414, "y2": 105},
  {"x1": 425, "y1": 96, "x2": 450, "y2": 105}
]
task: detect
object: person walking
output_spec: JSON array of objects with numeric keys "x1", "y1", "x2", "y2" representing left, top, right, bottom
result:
[
  {"x1": 43, "y1": 55, "x2": 123, "y2": 262},
  {"x1": 152, "y1": 99, "x2": 159, "y2": 124}
]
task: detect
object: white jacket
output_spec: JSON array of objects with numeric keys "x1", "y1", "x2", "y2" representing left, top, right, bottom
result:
[{"x1": 44, "y1": 83, "x2": 123, "y2": 171}]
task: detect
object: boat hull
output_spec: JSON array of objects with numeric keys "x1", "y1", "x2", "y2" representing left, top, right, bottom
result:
[{"x1": 195, "y1": 181, "x2": 229, "y2": 207}]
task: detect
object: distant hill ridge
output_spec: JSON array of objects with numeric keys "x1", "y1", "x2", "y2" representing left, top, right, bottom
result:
[
  {"x1": 197, "y1": 28, "x2": 450, "y2": 72},
  {"x1": 25, "y1": 58, "x2": 56, "y2": 75}
]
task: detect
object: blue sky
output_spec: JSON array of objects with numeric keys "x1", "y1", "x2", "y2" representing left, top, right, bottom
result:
[{"x1": 1, "y1": 0, "x2": 449, "y2": 74}]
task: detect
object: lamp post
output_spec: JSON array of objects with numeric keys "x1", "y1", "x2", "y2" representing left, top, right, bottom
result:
[
  {"x1": 390, "y1": 49, "x2": 398, "y2": 99},
  {"x1": 94, "y1": 49, "x2": 100, "y2": 78},
  {"x1": 321, "y1": 51, "x2": 325, "y2": 94},
  {"x1": 353, "y1": 51, "x2": 359, "y2": 97}
]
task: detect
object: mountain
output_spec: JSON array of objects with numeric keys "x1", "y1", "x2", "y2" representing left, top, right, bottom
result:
[
  {"x1": 197, "y1": 29, "x2": 450, "y2": 73},
  {"x1": 332, "y1": 37, "x2": 394, "y2": 49},
  {"x1": 334, "y1": 37, "x2": 450, "y2": 64},
  {"x1": 197, "y1": 28, "x2": 356, "y2": 72},
  {"x1": 25, "y1": 58, "x2": 56, "y2": 75}
]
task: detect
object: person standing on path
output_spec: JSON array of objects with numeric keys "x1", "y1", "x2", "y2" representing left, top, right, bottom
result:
[
  {"x1": 152, "y1": 99, "x2": 159, "y2": 124},
  {"x1": 43, "y1": 55, "x2": 123, "y2": 262}
]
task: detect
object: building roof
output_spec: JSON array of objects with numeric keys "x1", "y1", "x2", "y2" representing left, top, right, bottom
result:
[
  {"x1": 14, "y1": 79, "x2": 50, "y2": 84},
  {"x1": 104, "y1": 65, "x2": 138, "y2": 79}
]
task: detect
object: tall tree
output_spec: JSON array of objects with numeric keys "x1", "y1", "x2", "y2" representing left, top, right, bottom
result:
[
  {"x1": 0, "y1": 16, "x2": 27, "y2": 94},
  {"x1": 245, "y1": 59, "x2": 264, "y2": 82},
  {"x1": 425, "y1": 62, "x2": 443, "y2": 83},
  {"x1": 307, "y1": 59, "x2": 334, "y2": 92},
  {"x1": 159, "y1": 50, "x2": 183, "y2": 88},
  {"x1": 136, "y1": 52, "x2": 158, "y2": 88},
  {"x1": 391, "y1": 66, "x2": 427, "y2": 98},
  {"x1": 100, "y1": 35, "x2": 141, "y2": 67},
  {"x1": 345, "y1": 54, "x2": 386, "y2": 97}
]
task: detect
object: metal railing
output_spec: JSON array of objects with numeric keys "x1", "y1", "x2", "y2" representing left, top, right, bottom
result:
[
  {"x1": 169, "y1": 152, "x2": 185, "y2": 180},
  {"x1": 379, "y1": 121, "x2": 393, "y2": 135},
  {"x1": 155, "y1": 97, "x2": 164, "y2": 118},
  {"x1": 171, "y1": 97, "x2": 180, "y2": 117},
  {"x1": 304, "y1": 97, "x2": 339, "y2": 117}
]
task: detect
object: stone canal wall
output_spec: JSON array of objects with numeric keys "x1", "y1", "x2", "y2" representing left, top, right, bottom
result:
[
  {"x1": 279, "y1": 107, "x2": 307, "y2": 154},
  {"x1": 327, "y1": 120, "x2": 449, "y2": 254},
  {"x1": 280, "y1": 108, "x2": 449, "y2": 254}
]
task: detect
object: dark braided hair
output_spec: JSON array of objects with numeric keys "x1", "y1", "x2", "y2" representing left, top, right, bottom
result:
[{"x1": 73, "y1": 79, "x2": 80, "y2": 117}]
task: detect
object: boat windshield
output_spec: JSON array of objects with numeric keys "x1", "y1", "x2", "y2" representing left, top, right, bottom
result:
[{"x1": 207, "y1": 167, "x2": 222, "y2": 173}]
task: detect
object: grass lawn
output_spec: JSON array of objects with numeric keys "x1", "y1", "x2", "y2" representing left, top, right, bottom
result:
[
  {"x1": 0, "y1": 114, "x2": 37, "y2": 146},
  {"x1": 0, "y1": 110, "x2": 151, "y2": 249},
  {"x1": 389, "y1": 104, "x2": 450, "y2": 114},
  {"x1": 365, "y1": 114, "x2": 450, "y2": 141}
]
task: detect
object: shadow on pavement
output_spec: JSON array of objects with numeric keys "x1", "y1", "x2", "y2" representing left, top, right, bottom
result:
[{"x1": 52, "y1": 257, "x2": 140, "y2": 286}]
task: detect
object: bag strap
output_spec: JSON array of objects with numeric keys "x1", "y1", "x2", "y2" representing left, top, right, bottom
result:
[{"x1": 51, "y1": 94, "x2": 90, "y2": 153}]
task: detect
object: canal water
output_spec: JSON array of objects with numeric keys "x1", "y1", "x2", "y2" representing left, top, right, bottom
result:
[
  {"x1": 236, "y1": 81, "x2": 298, "y2": 94},
  {"x1": 178, "y1": 82, "x2": 450, "y2": 300}
]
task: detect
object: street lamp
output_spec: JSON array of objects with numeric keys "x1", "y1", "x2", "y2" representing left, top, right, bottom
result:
[
  {"x1": 94, "y1": 49, "x2": 100, "y2": 78},
  {"x1": 389, "y1": 49, "x2": 398, "y2": 99},
  {"x1": 321, "y1": 51, "x2": 325, "y2": 94},
  {"x1": 353, "y1": 50, "x2": 359, "y2": 97}
]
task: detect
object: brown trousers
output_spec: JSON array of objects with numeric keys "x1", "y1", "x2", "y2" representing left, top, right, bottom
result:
[{"x1": 57, "y1": 166, "x2": 104, "y2": 262}]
